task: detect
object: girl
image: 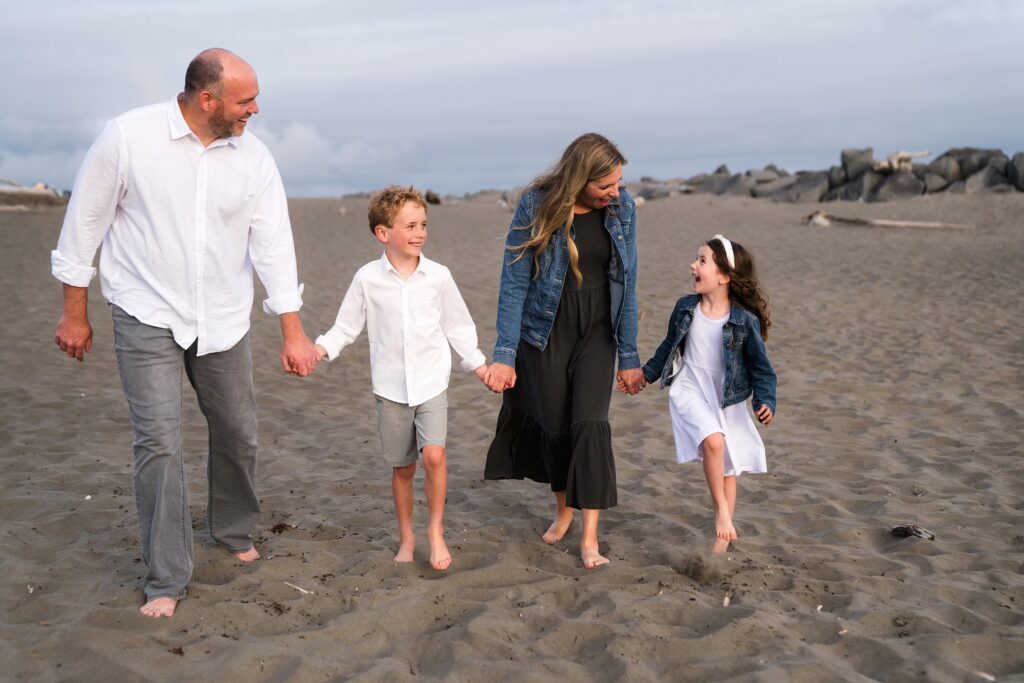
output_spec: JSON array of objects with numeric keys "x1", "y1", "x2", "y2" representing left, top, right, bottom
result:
[{"x1": 637, "y1": 235, "x2": 776, "y2": 553}]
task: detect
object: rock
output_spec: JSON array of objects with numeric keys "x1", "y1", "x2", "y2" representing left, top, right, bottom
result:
[
  {"x1": 912, "y1": 163, "x2": 928, "y2": 181},
  {"x1": 947, "y1": 180, "x2": 966, "y2": 194},
  {"x1": 869, "y1": 171, "x2": 924, "y2": 201},
  {"x1": 924, "y1": 173, "x2": 950, "y2": 193},
  {"x1": 841, "y1": 148, "x2": 874, "y2": 181},
  {"x1": 769, "y1": 171, "x2": 829, "y2": 203},
  {"x1": 751, "y1": 175, "x2": 798, "y2": 198},
  {"x1": 942, "y1": 148, "x2": 1007, "y2": 177},
  {"x1": 1008, "y1": 152, "x2": 1024, "y2": 191},
  {"x1": 828, "y1": 165, "x2": 847, "y2": 189},
  {"x1": 637, "y1": 185, "x2": 672, "y2": 200},
  {"x1": 746, "y1": 169, "x2": 779, "y2": 184},
  {"x1": 696, "y1": 173, "x2": 755, "y2": 197},
  {"x1": 424, "y1": 190, "x2": 441, "y2": 205},
  {"x1": 927, "y1": 156, "x2": 961, "y2": 183},
  {"x1": 964, "y1": 166, "x2": 1011, "y2": 193},
  {"x1": 713, "y1": 164, "x2": 731, "y2": 176},
  {"x1": 824, "y1": 170, "x2": 884, "y2": 202},
  {"x1": 763, "y1": 164, "x2": 782, "y2": 175}
]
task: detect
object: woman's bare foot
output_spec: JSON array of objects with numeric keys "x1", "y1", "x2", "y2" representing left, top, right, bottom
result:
[
  {"x1": 714, "y1": 509, "x2": 737, "y2": 542},
  {"x1": 233, "y1": 546, "x2": 260, "y2": 562},
  {"x1": 394, "y1": 538, "x2": 415, "y2": 563},
  {"x1": 428, "y1": 530, "x2": 451, "y2": 570},
  {"x1": 711, "y1": 537, "x2": 731, "y2": 555},
  {"x1": 581, "y1": 544, "x2": 609, "y2": 569},
  {"x1": 543, "y1": 510, "x2": 574, "y2": 544},
  {"x1": 139, "y1": 596, "x2": 177, "y2": 618}
]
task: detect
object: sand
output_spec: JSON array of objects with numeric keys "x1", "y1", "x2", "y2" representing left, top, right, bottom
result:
[{"x1": 1, "y1": 191, "x2": 1022, "y2": 681}]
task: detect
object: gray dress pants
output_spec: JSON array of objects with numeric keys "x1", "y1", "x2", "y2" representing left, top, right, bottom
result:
[{"x1": 111, "y1": 305, "x2": 260, "y2": 600}]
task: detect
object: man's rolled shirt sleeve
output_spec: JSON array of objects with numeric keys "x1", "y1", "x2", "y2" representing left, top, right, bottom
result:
[
  {"x1": 249, "y1": 156, "x2": 304, "y2": 315},
  {"x1": 51, "y1": 121, "x2": 125, "y2": 286}
]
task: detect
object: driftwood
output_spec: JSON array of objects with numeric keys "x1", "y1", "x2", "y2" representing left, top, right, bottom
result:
[
  {"x1": 806, "y1": 210, "x2": 976, "y2": 231},
  {"x1": 872, "y1": 150, "x2": 931, "y2": 174}
]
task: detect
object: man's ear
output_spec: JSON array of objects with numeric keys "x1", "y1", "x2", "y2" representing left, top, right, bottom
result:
[{"x1": 198, "y1": 89, "x2": 218, "y2": 112}]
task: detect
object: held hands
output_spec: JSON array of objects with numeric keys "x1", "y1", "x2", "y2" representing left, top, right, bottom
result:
[
  {"x1": 615, "y1": 368, "x2": 646, "y2": 395},
  {"x1": 755, "y1": 405, "x2": 774, "y2": 426},
  {"x1": 484, "y1": 362, "x2": 516, "y2": 393},
  {"x1": 474, "y1": 363, "x2": 489, "y2": 385}
]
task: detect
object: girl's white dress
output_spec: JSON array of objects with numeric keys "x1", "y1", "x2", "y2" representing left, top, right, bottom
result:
[{"x1": 668, "y1": 304, "x2": 766, "y2": 475}]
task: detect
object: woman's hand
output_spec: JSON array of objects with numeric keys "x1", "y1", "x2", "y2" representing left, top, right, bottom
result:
[
  {"x1": 485, "y1": 362, "x2": 517, "y2": 393},
  {"x1": 616, "y1": 368, "x2": 646, "y2": 395},
  {"x1": 755, "y1": 405, "x2": 774, "y2": 425}
]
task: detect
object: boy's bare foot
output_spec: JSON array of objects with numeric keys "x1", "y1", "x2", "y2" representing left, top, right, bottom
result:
[
  {"x1": 711, "y1": 537, "x2": 731, "y2": 555},
  {"x1": 233, "y1": 546, "x2": 260, "y2": 562},
  {"x1": 714, "y1": 509, "x2": 737, "y2": 542},
  {"x1": 428, "y1": 531, "x2": 451, "y2": 570},
  {"x1": 139, "y1": 596, "x2": 177, "y2": 618},
  {"x1": 543, "y1": 510, "x2": 573, "y2": 544},
  {"x1": 394, "y1": 539, "x2": 415, "y2": 563},
  {"x1": 581, "y1": 544, "x2": 609, "y2": 569}
]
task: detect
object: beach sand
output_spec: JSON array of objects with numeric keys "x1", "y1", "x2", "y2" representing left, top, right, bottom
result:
[{"x1": 2, "y1": 192, "x2": 1022, "y2": 681}]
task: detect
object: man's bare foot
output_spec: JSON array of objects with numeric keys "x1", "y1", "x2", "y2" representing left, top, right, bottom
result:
[
  {"x1": 543, "y1": 510, "x2": 574, "y2": 544},
  {"x1": 428, "y1": 531, "x2": 451, "y2": 570},
  {"x1": 139, "y1": 596, "x2": 177, "y2": 618},
  {"x1": 233, "y1": 546, "x2": 260, "y2": 562},
  {"x1": 581, "y1": 544, "x2": 609, "y2": 569},
  {"x1": 711, "y1": 537, "x2": 730, "y2": 555},
  {"x1": 714, "y1": 509, "x2": 737, "y2": 542}
]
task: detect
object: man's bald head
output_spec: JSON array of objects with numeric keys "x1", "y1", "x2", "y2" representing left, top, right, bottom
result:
[{"x1": 183, "y1": 48, "x2": 254, "y2": 100}]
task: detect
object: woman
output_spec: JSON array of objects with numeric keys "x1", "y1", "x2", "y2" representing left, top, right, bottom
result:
[{"x1": 484, "y1": 133, "x2": 643, "y2": 569}]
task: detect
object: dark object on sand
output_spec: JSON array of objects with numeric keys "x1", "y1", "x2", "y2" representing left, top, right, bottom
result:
[
  {"x1": 891, "y1": 524, "x2": 936, "y2": 540},
  {"x1": 424, "y1": 190, "x2": 441, "y2": 205}
]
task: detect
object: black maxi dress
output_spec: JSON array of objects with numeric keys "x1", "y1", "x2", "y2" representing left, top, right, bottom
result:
[{"x1": 484, "y1": 209, "x2": 618, "y2": 509}]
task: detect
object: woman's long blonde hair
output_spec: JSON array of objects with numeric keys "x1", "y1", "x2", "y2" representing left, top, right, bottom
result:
[{"x1": 515, "y1": 133, "x2": 627, "y2": 285}]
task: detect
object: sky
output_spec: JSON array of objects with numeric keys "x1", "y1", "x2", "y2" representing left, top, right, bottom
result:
[{"x1": 2, "y1": 1, "x2": 1023, "y2": 197}]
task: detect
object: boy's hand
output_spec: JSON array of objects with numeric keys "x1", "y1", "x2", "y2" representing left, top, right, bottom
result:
[
  {"x1": 755, "y1": 405, "x2": 773, "y2": 425},
  {"x1": 314, "y1": 344, "x2": 328, "y2": 360},
  {"x1": 474, "y1": 363, "x2": 488, "y2": 383}
]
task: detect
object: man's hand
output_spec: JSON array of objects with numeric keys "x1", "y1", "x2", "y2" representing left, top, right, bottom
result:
[
  {"x1": 484, "y1": 362, "x2": 516, "y2": 393},
  {"x1": 616, "y1": 368, "x2": 645, "y2": 395},
  {"x1": 55, "y1": 284, "x2": 92, "y2": 362},
  {"x1": 279, "y1": 312, "x2": 319, "y2": 377}
]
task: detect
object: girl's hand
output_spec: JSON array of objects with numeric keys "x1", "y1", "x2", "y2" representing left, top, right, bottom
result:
[
  {"x1": 485, "y1": 362, "x2": 516, "y2": 393},
  {"x1": 755, "y1": 405, "x2": 773, "y2": 425}
]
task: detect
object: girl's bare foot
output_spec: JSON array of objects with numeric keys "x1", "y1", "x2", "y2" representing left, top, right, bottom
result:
[
  {"x1": 543, "y1": 510, "x2": 573, "y2": 544},
  {"x1": 394, "y1": 538, "x2": 415, "y2": 563},
  {"x1": 233, "y1": 546, "x2": 260, "y2": 562},
  {"x1": 428, "y1": 530, "x2": 451, "y2": 570},
  {"x1": 581, "y1": 544, "x2": 609, "y2": 569},
  {"x1": 714, "y1": 509, "x2": 737, "y2": 542},
  {"x1": 139, "y1": 596, "x2": 177, "y2": 618}
]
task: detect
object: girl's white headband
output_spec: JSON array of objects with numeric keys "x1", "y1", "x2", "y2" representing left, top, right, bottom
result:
[{"x1": 712, "y1": 234, "x2": 735, "y2": 269}]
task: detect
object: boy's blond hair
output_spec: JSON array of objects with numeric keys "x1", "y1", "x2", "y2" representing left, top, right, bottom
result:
[{"x1": 367, "y1": 185, "x2": 428, "y2": 235}]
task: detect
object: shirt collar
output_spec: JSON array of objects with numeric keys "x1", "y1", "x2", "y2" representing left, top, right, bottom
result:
[
  {"x1": 379, "y1": 252, "x2": 431, "y2": 278},
  {"x1": 167, "y1": 98, "x2": 239, "y2": 148}
]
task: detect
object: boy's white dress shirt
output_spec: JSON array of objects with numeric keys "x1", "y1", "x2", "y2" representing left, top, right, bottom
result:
[
  {"x1": 315, "y1": 253, "x2": 486, "y2": 406},
  {"x1": 51, "y1": 99, "x2": 303, "y2": 356}
]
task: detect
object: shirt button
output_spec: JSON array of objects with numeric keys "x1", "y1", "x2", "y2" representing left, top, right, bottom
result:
[{"x1": 617, "y1": 235, "x2": 624, "y2": 240}]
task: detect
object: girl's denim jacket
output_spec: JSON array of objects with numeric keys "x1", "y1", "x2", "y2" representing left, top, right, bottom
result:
[
  {"x1": 492, "y1": 187, "x2": 640, "y2": 369},
  {"x1": 642, "y1": 294, "x2": 777, "y2": 414}
]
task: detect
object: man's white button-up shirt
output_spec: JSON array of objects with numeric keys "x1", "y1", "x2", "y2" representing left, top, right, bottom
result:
[
  {"x1": 51, "y1": 99, "x2": 303, "y2": 356},
  {"x1": 315, "y1": 253, "x2": 486, "y2": 406}
]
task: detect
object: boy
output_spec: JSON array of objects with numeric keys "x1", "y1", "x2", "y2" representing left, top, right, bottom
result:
[{"x1": 314, "y1": 186, "x2": 487, "y2": 570}]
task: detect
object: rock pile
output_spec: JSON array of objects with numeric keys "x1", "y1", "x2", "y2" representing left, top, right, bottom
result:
[{"x1": 638, "y1": 148, "x2": 1024, "y2": 203}]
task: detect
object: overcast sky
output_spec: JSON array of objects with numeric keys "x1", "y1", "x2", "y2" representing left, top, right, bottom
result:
[{"x1": 2, "y1": 1, "x2": 1023, "y2": 196}]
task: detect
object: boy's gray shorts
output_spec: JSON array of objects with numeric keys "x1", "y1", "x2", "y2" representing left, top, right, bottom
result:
[{"x1": 375, "y1": 392, "x2": 447, "y2": 467}]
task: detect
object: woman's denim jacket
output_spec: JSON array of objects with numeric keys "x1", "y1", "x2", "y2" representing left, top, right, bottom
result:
[
  {"x1": 493, "y1": 187, "x2": 639, "y2": 369},
  {"x1": 641, "y1": 294, "x2": 777, "y2": 413}
]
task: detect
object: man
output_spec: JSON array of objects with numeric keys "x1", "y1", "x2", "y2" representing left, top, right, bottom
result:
[{"x1": 51, "y1": 48, "x2": 319, "y2": 618}]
